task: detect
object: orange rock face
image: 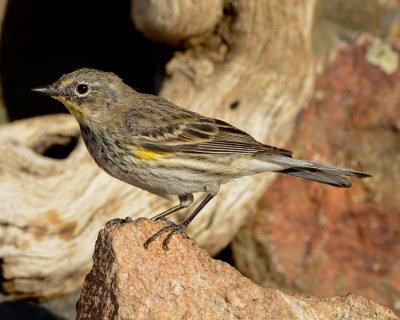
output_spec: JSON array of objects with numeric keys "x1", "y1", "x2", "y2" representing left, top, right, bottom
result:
[
  {"x1": 76, "y1": 219, "x2": 396, "y2": 320},
  {"x1": 232, "y1": 35, "x2": 400, "y2": 313}
]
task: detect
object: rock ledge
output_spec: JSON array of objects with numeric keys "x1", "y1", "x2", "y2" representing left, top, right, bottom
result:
[{"x1": 76, "y1": 219, "x2": 397, "y2": 320}]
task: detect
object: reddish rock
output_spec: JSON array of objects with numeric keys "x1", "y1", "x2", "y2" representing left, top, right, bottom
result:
[
  {"x1": 232, "y1": 35, "x2": 400, "y2": 313},
  {"x1": 76, "y1": 219, "x2": 397, "y2": 320}
]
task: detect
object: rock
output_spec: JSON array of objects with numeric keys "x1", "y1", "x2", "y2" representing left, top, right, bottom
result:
[
  {"x1": 76, "y1": 219, "x2": 397, "y2": 320},
  {"x1": 231, "y1": 35, "x2": 400, "y2": 313},
  {"x1": 313, "y1": 0, "x2": 398, "y2": 55}
]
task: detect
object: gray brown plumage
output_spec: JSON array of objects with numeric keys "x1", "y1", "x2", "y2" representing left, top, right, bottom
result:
[{"x1": 32, "y1": 68, "x2": 370, "y2": 249}]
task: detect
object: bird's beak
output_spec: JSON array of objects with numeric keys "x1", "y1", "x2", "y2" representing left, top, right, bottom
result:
[{"x1": 31, "y1": 85, "x2": 63, "y2": 97}]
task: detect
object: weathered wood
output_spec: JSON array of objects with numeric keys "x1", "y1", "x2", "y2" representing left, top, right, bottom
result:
[
  {"x1": 138, "y1": 0, "x2": 316, "y2": 255},
  {"x1": 0, "y1": 0, "x2": 315, "y2": 298},
  {"x1": 132, "y1": 0, "x2": 224, "y2": 45}
]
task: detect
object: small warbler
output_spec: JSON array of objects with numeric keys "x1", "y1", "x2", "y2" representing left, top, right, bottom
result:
[{"x1": 33, "y1": 69, "x2": 370, "y2": 250}]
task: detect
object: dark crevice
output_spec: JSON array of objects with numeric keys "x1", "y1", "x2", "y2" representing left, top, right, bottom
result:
[
  {"x1": 214, "y1": 243, "x2": 235, "y2": 267},
  {"x1": 32, "y1": 135, "x2": 79, "y2": 159}
]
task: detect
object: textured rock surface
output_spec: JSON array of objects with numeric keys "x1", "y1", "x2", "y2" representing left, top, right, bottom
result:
[
  {"x1": 76, "y1": 219, "x2": 397, "y2": 320},
  {"x1": 313, "y1": 0, "x2": 398, "y2": 55},
  {"x1": 232, "y1": 35, "x2": 400, "y2": 313}
]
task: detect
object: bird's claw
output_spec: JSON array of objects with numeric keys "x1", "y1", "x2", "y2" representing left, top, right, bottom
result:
[
  {"x1": 105, "y1": 216, "x2": 133, "y2": 228},
  {"x1": 144, "y1": 218, "x2": 188, "y2": 250}
]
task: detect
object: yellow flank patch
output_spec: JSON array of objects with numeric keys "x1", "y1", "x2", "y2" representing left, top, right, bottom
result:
[{"x1": 135, "y1": 147, "x2": 167, "y2": 160}]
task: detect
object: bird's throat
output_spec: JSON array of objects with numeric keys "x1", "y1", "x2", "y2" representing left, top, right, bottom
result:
[{"x1": 67, "y1": 103, "x2": 86, "y2": 124}]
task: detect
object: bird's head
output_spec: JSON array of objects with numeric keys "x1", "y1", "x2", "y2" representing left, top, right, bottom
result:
[{"x1": 32, "y1": 68, "x2": 129, "y2": 124}]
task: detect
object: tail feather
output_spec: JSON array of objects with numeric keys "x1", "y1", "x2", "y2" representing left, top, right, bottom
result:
[
  {"x1": 279, "y1": 167, "x2": 353, "y2": 187},
  {"x1": 259, "y1": 155, "x2": 370, "y2": 188}
]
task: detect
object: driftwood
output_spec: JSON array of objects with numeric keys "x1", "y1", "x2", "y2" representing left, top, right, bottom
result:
[{"x1": 0, "y1": 0, "x2": 315, "y2": 298}]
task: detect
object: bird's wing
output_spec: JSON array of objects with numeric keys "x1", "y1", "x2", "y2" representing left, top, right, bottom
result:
[
  {"x1": 175, "y1": 119, "x2": 292, "y2": 156},
  {"x1": 122, "y1": 95, "x2": 292, "y2": 156}
]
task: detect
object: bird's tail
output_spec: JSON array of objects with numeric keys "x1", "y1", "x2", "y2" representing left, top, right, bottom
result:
[{"x1": 258, "y1": 155, "x2": 370, "y2": 188}]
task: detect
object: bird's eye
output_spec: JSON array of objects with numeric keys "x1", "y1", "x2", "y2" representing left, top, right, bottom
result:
[{"x1": 76, "y1": 84, "x2": 89, "y2": 95}]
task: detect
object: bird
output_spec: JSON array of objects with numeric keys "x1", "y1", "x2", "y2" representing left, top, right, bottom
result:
[{"x1": 32, "y1": 68, "x2": 370, "y2": 250}]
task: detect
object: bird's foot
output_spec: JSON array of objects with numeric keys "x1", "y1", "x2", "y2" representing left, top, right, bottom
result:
[
  {"x1": 144, "y1": 218, "x2": 189, "y2": 250},
  {"x1": 105, "y1": 216, "x2": 133, "y2": 228}
]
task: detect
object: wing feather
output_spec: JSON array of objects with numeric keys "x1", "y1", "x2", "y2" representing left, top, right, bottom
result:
[{"x1": 122, "y1": 94, "x2": 291, "y2": 157}]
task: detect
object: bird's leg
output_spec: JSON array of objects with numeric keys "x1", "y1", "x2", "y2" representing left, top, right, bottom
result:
[
  {"x1": 144, "y1": 193, "x2": 215, "y2": 250},
  {"x1": 105, "y1": 194, "x2": 193, "y2": 229},
  {"x1": 151, "y1": 194, "x2": 194, "y2": 221}
]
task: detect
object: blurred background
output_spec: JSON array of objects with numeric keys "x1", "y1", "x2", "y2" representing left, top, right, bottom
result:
[{"x1": 0, "y1": 0, "x2": 399, "y2": 319}]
